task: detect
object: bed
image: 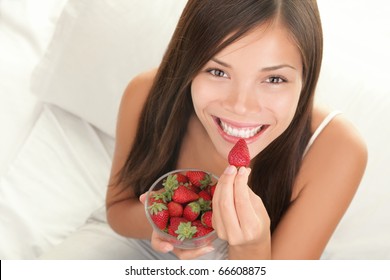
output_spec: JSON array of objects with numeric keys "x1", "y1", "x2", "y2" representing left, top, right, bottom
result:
[{"x1": 1, "y1": 0, "x2": 389, "y2": 260}]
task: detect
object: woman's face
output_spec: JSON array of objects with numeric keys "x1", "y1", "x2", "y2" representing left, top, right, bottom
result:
[{"x1": 191, "y1": 23, "x2": 303, "y2": 160}]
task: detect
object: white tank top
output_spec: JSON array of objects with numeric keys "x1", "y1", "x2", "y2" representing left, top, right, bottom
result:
[{"x1": 303, "y1": 110, "x2": 342, "y2": 157}]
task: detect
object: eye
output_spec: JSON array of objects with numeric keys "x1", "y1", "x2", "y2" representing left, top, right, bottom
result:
[
  {"x1": 207, "y1": 69, "x2": 229, "y2": 78},
  {"x1": 265, "y1": 76, "x2": 286, "y2": 84}
]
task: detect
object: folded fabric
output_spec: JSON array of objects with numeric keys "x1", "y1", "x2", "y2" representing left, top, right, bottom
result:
[{"x1": 30, "y1": 0, "x2": 186, "y2": 137}]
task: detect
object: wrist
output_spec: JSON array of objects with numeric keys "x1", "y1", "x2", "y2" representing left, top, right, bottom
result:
[{"x1": 228, "y1": 236, "x2": 271, "y2": 260}]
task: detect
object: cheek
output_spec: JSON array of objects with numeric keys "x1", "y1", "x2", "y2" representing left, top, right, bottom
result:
[
  {"x1": 269, "y1": 89, "x2": 301, "y2": 129},
  {"x1": 190, "y1": 81, "x2": 204, "y2": 114},
  {"x1": 273, "y1": 94, "x2": 299, "y2": 114},
  {"x1": 191, "y1": 78, "x2": 219, "y2": 112},
  {"x1": 283, "y1": 97, "x2": 299, "y2": 121}
]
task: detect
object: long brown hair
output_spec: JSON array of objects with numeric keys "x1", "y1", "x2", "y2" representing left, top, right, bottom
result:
[{"x1": 118, "y1": 0, "x2": 323, "y2": 232}]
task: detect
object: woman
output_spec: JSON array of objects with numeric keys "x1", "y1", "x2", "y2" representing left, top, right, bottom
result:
[
  {"x1": 105, "y1": 0, "x2": 367, "y2": 260},
  {"x1": 35, "y1": 0, "x2": 367, "y2": 260}
]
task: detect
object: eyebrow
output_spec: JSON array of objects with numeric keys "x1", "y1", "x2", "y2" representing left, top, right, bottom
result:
[{"x1": 211, "y1": 58, "x2": 297, "y2": 71}]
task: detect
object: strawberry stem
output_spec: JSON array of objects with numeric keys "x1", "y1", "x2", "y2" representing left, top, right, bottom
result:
[
  {"x1": 148, "y1": 202, "x2": 168, "y2": 215},
  {"x1": 175, "y1": 222, "x2": 197, "y2": 241}
]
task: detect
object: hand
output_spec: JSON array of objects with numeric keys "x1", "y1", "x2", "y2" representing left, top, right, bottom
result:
[
  {"x1": 212, "y1": 166, "x2": 270, "y2": 248},
  {"x1": 139, "y1": 193, "x2": 215, "y2": 259}
]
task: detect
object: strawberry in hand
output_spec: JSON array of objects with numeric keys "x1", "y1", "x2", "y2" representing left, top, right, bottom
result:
[{"x1": 228, "y1": 138, "x2": 251, "y2": 167}]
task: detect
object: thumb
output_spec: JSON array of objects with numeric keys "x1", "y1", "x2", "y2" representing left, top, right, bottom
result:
[{"x1": 139, "y1": 193, "x2": 147, "y2": 205}]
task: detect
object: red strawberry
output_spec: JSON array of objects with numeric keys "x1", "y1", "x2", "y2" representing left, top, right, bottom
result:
[
  {"x1": 167, "y1": 201, "x2": 183, "y2": 217},
  {"x1": 176, "y1": 173, "x2": 189, "y2": 184},
  {"x1": 172, "y1": 185, "x2": 199, "y2": 204},
  {"x1": 170, "y1": 217, "x2": 189, "y2": 227},
  {"x1": 186, "y1": 182, "x2": 201, "y2": 194},
  {"x1": 193, "y1": 224, "x2": 214, "y2": 238},
  {"x1": 208, "y1": 184, "x2": 217, "y2": 198},
  {"x1": 191, "y1": 220, "x2": 203, "y2": 228},
  {"x1": 186, "y1": 171, "x2": 212, "y2": 189},
  {"x1": 198, "y1": 190, "x2": 211, "y2": 201},
  {"x1": 167, "y1": 217, "x2": 188, "y2": 237},
  {"x1": 183, "y1": 201, "x2": 201, "y2": 221},
  {"x1": 228, "y1": 138, "x2": 250, "y2": 167},
  {"x1": 148, "y1": 202, "x2": 169, "y2": 230},
  {"x1": 167, "y1": 226, "x2": 179, "y2": 237},
  {"x1": 201, "y1": 211, "x2": 213, "y2": 228}
]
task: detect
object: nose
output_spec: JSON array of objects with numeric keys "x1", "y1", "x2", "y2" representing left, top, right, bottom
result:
[{"x1": 222, "y1": 84, "x2": 261, "y2": 115}]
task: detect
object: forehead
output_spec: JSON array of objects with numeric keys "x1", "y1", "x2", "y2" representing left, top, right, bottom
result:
[{"x1": 215, "y1": 23, "x2": 302, "y2": 70}]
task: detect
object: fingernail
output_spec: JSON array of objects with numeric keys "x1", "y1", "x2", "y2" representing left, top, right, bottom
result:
[
  {"x1": 163, "y1": 244, "x2": 173, "y2": 253},
  {"x1": 224, "y1": 165, "x2": 236, "y2": 175},
  {"x1": 238, "y1": 167, "x2": 246, "y2": 175},
  {"x1": 203, "y1": 246, "x2": 215, "y2": 254}
]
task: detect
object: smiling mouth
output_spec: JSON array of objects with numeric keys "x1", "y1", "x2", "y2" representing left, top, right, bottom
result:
[{"x1": 216, "y1": 118, "x2": 267, "y2": 139}]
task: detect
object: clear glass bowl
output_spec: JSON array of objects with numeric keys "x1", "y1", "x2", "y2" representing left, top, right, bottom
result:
[{"x1": 145, "y1": 168, "x2": 218, "y2": 249}]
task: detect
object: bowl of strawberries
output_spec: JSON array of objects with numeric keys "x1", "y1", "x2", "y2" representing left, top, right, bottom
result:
[{"x1": 145, "y1": 169, "x2": 218, "y2": 249}]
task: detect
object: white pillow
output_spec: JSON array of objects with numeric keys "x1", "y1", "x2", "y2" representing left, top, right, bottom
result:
[
  {"x1": 31, "y1": 0, "x2": 187, "y2": 137},
  {"x1": 0, "y1": 105, "x2": 113, "y2": 259}
]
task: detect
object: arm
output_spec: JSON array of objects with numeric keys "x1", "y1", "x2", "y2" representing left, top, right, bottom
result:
[
  {"x1": 271, "y1": 113, "x2": 368, "y2": 259},
  {"x1": 105, "y1": 70, "x2": 215, "y2": 259},
  {"x1": 105, "y1": 69, "x2": 156, "y2": 239}
]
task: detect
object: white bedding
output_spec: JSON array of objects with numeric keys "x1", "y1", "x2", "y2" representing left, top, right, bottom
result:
[
  {"x1": 0, "y1": 105, "x2": 114, "y2": 259},
  {"x1": 1, "y1": 0, "x2": 389, "y2": 260},
  {"x1": 0, "y1": 0, "x2": 68, "y2": 175}
]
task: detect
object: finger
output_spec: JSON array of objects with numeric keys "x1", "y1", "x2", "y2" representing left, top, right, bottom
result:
[
  {"x1": 211, "y1": 198, "x2": 227, "y2": 240},
  {"x1": 150, "y1": 231, "x2": 174, "y2": 253},
  {"x1": 173, "y1": 246, "x2": 215, "y2": 260},
  {"x1": 214, "y1": 166, "x2": 241, "y2": 237},
  {"x1": 139, "y1": 193, "x2": 146, "y2": 204},
  {"x1": 234, "y1": 167, "x2": 258, "y2": 230},
  {"x1": 248, "y1": 187, "x2": 270, "y2": 221},
  {"x1": 212, "y1": 166, "x2": 236, "y2": 240},
  {"x1": 211, "y1": 184, "x2": 227, "y2": 240}
]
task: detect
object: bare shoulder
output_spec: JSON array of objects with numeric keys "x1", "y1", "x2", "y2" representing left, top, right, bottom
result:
[
  {"x1": 295, "y1": 105, "x2": 368, "y2": 199},
  {"x1": 121, "y1": 68, "x2": 158, "y2": 109},
  {"x1": 307, "y1": 106, "x2": 368, "y2": 178},
  {"x1": 271, "y1": 106, "x2": 368, "y2": 259},
  {"x1": 106, "y1": 68, "x2": 157, "y2": 205},
  {"x1": 114, "y1": 68, "x2": 158, "y2": 153}
]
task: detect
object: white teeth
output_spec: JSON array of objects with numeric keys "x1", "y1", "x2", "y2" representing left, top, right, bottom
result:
[{"x1": 220, "y1": 120, "x2": 263, "y2": 138}]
